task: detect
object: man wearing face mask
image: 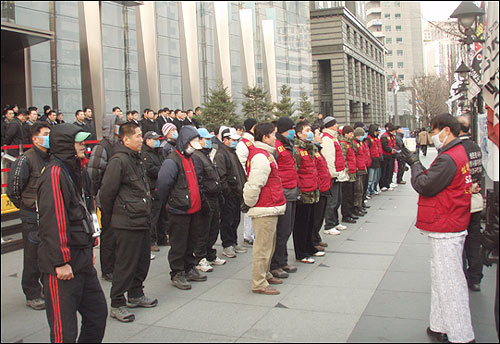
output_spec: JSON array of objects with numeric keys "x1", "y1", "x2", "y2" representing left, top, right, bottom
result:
[
  {"x1": 7, "y1": 122, "x2": 52, "y2": 311},
  {"x1": 157, "y1": 126, "x2": 207, "y2": 290},
  {"x1": 161, "y1": 123, "x2": 179, "y2": 159},
  {"x1": 215, "y1": 127, "x2": 248, "y2": 258},
  {"x1": 270, "y1": 117, "x2": 300, "y2": 278},
  {"x1": 87, "y1": 114, "x2": 125, "y2": 282},
  {"x1": 141, "y1": 131, "x2": 166, "y2": 252},
  {"x1": 401, "y1": 114, "x2": 475, "y2": 344}
]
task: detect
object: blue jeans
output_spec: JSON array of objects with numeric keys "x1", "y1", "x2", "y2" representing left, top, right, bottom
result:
[{"x1": 367, "y1": 167, "x2": 381, "y2": 195}]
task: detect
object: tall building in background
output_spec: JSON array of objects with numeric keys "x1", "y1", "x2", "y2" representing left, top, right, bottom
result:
[
  {"x1": 310, "y1": 1, "x2": 387, "y2": 125},
  {"x1": 367, "y1": 1, "x2": 425, "y2": 128},
  {"x1": 1, "y1": 1, "x2": 313, "y2": 137}
]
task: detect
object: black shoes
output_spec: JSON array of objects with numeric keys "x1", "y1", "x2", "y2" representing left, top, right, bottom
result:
[
  {"x1": 426, "y1": 327, "x2": 448, "y2": 343},
  {"x1": 186, "y1": 268, "x2": 207, "y2": 282},
  {"x1": 342, "y1": 217, "x2": 357, "y2": 224},
  {"x1": 102, "y1": 273, "x2": 113, "y2": 282}
]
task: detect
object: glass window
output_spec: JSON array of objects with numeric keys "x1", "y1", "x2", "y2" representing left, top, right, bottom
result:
[
  {"x1": 58, "y1": 64, "x2": 82, "y2": 89},
  {"x1": 397, "y1": 50, "x2": 403, "y2": 56},
  {"x1": 385, "y1": 25, "x2": 391, "y2": 31},
  {"x1": 57, "y1": 40, "x2": 80, "y2": 65},
  {"x1": 398, "y1": 74, "x2": 404, "y2": 80},
  {"x1": 397, "y1": 62, "x2": 404, "y2": 68},
  {"x1": 31, "y1": 61, "x2": 51, "y2": 88},
  {"x1": 396, "y1": 37, "x2": 403, "y2": 44},
  {"x1": 388, "y1": 50, "x2": 392, "y2": 56},
  {"x1": 384, "y1": 13, "x2": 391, "y2": 19},
  {"x1": 396, "y1": 25, "x2": 402, "y2": 31},
  {"x1": 387, "y1": 62, "x2": 393, "y2": 68},
  {"x1": 386, "y1": 37, "x2": 392, "y2": 44},
  {"x1": 395, "y1": 13, "x2": 401, "y2": 19},
  {"x1": 395, "y1": 2, "x2": 401, "y2": 7}
]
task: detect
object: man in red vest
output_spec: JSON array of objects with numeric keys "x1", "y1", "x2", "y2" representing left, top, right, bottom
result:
[
  {"x1": 380, "y1": 123, "x2": 397, "y2": 191},
  {"x1": 243, "y1": 123, "x2": 286, "y2": 295},
  {"x1": 402, "y1": 114, "x2": 475, "y2": 343},
  {"x1": 339, "y1": 126, "x2": 358, "y2": 223}
]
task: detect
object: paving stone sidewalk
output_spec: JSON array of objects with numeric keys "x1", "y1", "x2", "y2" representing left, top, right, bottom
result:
[{"x1": 1, "y1": 148, "x2": 498, "y2": 342}]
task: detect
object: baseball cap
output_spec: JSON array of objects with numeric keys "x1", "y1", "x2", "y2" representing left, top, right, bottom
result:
[
  {"x1": 75, "y1": 131, "x2": 91, "y2": 142},
  {"x1": 144, "y1": 131, "x2": 160, "y2": 140},
  {"x1": 197, "y1": 128, "x2": 214, "y2": 139},
  {"x1": 221, "y1": 127, "x2": 241, "y2": 140}
]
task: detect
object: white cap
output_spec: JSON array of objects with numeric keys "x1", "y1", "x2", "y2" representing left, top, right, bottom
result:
[{"x1": 221, "y1": 127, "x2": 241, "y2": 140}]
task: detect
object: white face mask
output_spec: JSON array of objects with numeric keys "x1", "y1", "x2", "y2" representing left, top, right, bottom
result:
[
  {"x1": 431, "y1": 128, "x2": 448, "y2": 150},
  {"x1": 185, "y1": 145, "x2": 195, "y2": 155}
]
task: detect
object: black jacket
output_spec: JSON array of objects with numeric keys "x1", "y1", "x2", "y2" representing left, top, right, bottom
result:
[
  {"x1": 140, "y1": 142, "x2": 164, "y2": 199},
  {"x1": 4, "y1": 117, "x2": 25, "y2": 156},
  {"x1": 84, "y1": 118, "x2": 97, "y2": 141},
  {"x1": 100, "y1": 143, "x2": 152, "y2": 231},
  {"x1": 458, "y1": 135, "x2": 483, "y2": 184},
  {"x1": 140, "y1": 118, "x2": 159, "y2": 135},
  {"x1": 214, "y1": 142, "x2": 246, "y2": 200},
  {"x1": 192, "y1": 148, "x2": 222, "y2": 197},
  {"x1": 173, "y1": 118, "x2": 184, "y2": 132},
  {"x1": 37, "y1": 123, "x2": 95, "y2": 274}
]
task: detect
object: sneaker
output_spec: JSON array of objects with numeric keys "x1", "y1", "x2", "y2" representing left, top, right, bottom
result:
[
  {"x1": 233, "y1": 245, "x2": 248, "y2": 253},
  {"x1": 150, "y1": 253, "x2": 156, "y2": 260},
  {"x1": 172, "y1": 272, "x2": 192, "y2": 290},
  {"x1": 298, "y1": 257, "x2": 315, "y2": 264},
  {"x1": 252, "y1": 286, "x2": 280, "y2": 295},
  {"x1": 222, "y1": 246, "x2": 237, "y2": 258},
  {"x1": 271, "y1": 268, "x2": 289, "y2": 279},
  {"x1": 102, "y1": 273, "x2": 113, "y2": 282},
  {"x1": 381, "y1": 187, "x2": 388, "y2": 192},
  {"x1": 314, "y1": 245, "x2": 325, "y2": 251},
  {"x1": 127, "y1": 295, "x2": 158, "y2": 308},
  {"x1": 244, "y1": 239, "x2": 254, "y2": 246},
  {"x1": 319, "y1": 242, "x2": 328, "y2": 248},
  {"x1": 390, "y1": 183, "x2": 398, "y2": 188},
  {"x1": 388, "y1": 187, "x2": 394, "y2": 191},
  {"x1": 151, "y1": 245, "x2": 160, "y2": 252},
  {"x1": 335, "y1": 224, "x2": 347, "y2": 230},
  {"x1": 110, "y1": 306, "x2": 135, "y2": 322},
  {"x1": 196, "y1": 258, "x2": 214, "y2": 273},
  {"x1": 186, "y1": 268, "x2": 207, "y2": 282},
  {"x1": 26, "y1": 298, "x2": 45, "y2": 310},
  {"x1": 209, "y1": 257, "x2": 226, "y2": 265},
  {"x1": 365, "y1": 195, "x2": 372, "y2": 200},
  {"x1": 312, "y1": 251, "x2": 326, "y2": 257},
  {"x1": 324, "y1": 228, "x2": 341, "y2": 235},
  {"x1": 282, "y1": 265, "x2": 298, "y2": 273}
]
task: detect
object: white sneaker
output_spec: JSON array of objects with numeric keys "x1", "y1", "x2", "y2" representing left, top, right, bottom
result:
[
  {"x1": 381, "y1": 187, "x2": 388, "y2": 192},
  {"x1": 209, "y1": 257, "x2": 226, "y2": 266},
  {"x1": 150, "y1": 253, "x2": 156, "y2": 260},
  {"x1": 335, "y1": 224, "x2": 347, "y2": 230},
  {"x1": 390, "y1": 183, "x2": 398, "y2": 188},
  {"x1": 324, "y1": 228, "x2": 341, "y2": 235},
  {"x1": 196, "y1": 258, "x2": 214, "y2": 272},
  {"x1": 312, "y1": 251, "x2": 326, "y2": 257},
  {"x1": 388, "y1": 187, "x2": 394, "y2": 191},
  {"x1": 365, "y1": 195, "x2": 371, "y2": 200}
]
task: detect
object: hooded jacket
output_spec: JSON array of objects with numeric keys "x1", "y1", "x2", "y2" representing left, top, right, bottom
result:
[
  {"x1": 99, "y1": 140, "x2": 152, "y2": 231},
  {"x1": 367, "y1": 124, "x2": 382, "y2": 169},
  {"x1": 321, "y1": 128, "x2": 349, "y2": 182},
  {"x1": 157, "y1": 126, "x2": 202, "y2": 214},
  {"x1": 141, "y1": 141, "x2": 164, "y2": 199},
  {"x1": 214, "y1": 138, "x2": 247, "y2": 199},
  {"x1": 37, "y1": 123, "x2": 95, "y2": 274},
  {"x1": 236, "y1": 132, "x2": 255, "y2": 173}
]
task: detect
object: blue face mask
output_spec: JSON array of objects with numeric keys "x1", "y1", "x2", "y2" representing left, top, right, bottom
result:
[
  {"x1": 153, "y1": 140, "x2": 160, "y2": 148},
  {"x1": 204, "y1": 139, "x2": 212, "y2": 149},
  {"x1": 115, "y1": 125, "x2": 120, "y2": 135},
  {"x1": 362, "y1": 133, "x2": 368, "y2": 140},
  {"x1": 170, "y1": 132, "x2": 178, "y2": 141},
  {"x1": 230, "y1": 140, "x2": 238, "y2": 149},
  {"x1": 287, "y1": 129, "x2": 296, "y2": 140},
  {"x1": 37, "y1": 136, "x2": 50, "y2": 149},
  {"x1": 306, "y1": 132, "x2": 314, "y2": 142}
]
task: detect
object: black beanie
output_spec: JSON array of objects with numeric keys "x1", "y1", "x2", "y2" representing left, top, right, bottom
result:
[
  {"x1": 276, "y1": 117, "x2": 295, "y2": 134},
  {"x1": 244, "y1": 118, "x2": 258, "y2": 132}
]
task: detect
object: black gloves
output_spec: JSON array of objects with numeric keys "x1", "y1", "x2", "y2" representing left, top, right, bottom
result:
[
  {"x1": 401, "y1": 147, "x2": 420, "y2": 167},
  {"x1": 241, "y1": 203, "x2": 250, "y2": 213}
]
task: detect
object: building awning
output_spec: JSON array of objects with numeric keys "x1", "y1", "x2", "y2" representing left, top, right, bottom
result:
[{"x1": 1, "y1": 22, "x2": 54, "y2": 56}]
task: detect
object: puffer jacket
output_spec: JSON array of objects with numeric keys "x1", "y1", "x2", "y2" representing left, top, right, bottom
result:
[
  {"x1": 141, "y1": 142, "x2": 164, "y2": 200},
  {"x1": 321, "y1": 128, "x2": 349, "y2": 182}
]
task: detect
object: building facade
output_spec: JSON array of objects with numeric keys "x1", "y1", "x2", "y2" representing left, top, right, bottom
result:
[
  {"x1": 310, "y1": 1, "x2": 387, "y2": 125},
  {"x1": 1, "y1": 1, "x2": 313, "y2": 138}
]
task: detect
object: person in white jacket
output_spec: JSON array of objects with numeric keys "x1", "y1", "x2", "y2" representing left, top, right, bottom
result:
[
  {"x1": 236, "y1": 118, "x2": 258, "y2": 245},
  {"x1": 321, "y1": 117, "x2": 349, "y2": 234},
  {"x1": 243, "y1": 123, "x2": 286, "y2": 295}
]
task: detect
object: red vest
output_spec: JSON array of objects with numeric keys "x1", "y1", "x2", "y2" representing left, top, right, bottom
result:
[
  {"x1": 323, "y1": 132, "x2": 346, "y2": 172},
  {"x1": 355, "y1": 140, "x2": 367, "y2": 171},
  {"x1": 368, "y1": 135, "x2": 381, "y2": 158},
  {"x1": 416, "y1": 144, "x2": 472, "y2": 233},
  {"x1": 339, "y1": 140, "x2": 357, "y2": 175},
  {"x1": 314, "y1": 151, "x2": 332, "y2": 192},
  {"x1": 363, "y1": 141, "x2": 372, "y2": 168},
  {"x1": 381, "y1": 132, "x2": 395, "y2": 156},
  {"x1": 296, "y1": 147, "x2": 318, "y2": 192},
  {"x1": 275, "y1": 139, "x2": 299, "y2": 189},
  {"x1": 246, "y1": 147, "x2": 286, "y2": 208}
]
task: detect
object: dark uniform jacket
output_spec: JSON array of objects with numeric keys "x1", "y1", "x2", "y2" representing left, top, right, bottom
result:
[
  {"x1": 192, "y1": 148, "x2": 222, "y2": 199},
  {"x1": 458, "y1": 134, "x2": 483, "y2": 184},
  {"x1": 37, "y1": 124, "x2": 95, "y2": 274},
  {"x1": 140, "y1": 118, "x2": 159, "y2": 136},
  {"x1": 4, "y1": 117, "x2": 25, "y2": 156},
  {"x1": 99, "y1": 143, "x2": 152, "y2": 231},
  {"x1": 140, "y1": 142, "x2": 164, "y2": 200},
  {"x1": 214, "y1": 142, "x2": 246, "y2": 200}
]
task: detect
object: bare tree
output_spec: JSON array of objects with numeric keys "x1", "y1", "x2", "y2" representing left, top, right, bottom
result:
[{"x1": 411, "y1": 74, "x2": 452, "y2": 126}]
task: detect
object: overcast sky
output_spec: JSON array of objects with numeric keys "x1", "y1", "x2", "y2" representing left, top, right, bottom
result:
[{"x1": 420, "y1": 1, "x2": 462, "y2": 21}]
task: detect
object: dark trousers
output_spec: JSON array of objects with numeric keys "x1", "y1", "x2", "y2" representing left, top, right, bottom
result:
[
  {"x1": 219, "y1": 193, "x2": 241, "y2": 248},
  {"x1": 168, "y1": 212, "x2": 202, "y2": 278},
  {"x1": 110, "y1": 229, "x2": 150, "y2": 308},
  {"x1": 42, "y1": 267, "x2": 107, "y2": 343},
  {"x1": 341, "y1": 181, "x2": 355, "y2": 218},
  {"x1": 396, "y1": 157, "x2": 406, "y2": 183},
  {"x1": 463, "y1": 212, "x2": 484, "y2": 285},
  {"x1": 99, "y1": 223, "x2": 116, "y2": 276},
  {"x1": 150, "y1": 199, "x2": 164, "y2": 245},
  {"x1": 20, "y1": 210, "x2": 42, "y2": 300},
  {"x1": 354, "y1": 175, "x2": 365, "y2": 209},
  {"x1": 271, "y1": 199, "x2": 296, "y2": 270},
  {"x1": 362, "y1": 174, "x2": 369, "y2": 200},
  {"x1": 312, "y1": 195, "x2": 328, "y2": 246},
  {"x1": 380, "y1": 156, "x2": 395, "y2": 189},
  {"x1": 194, "y1": 197, "x2": 220, "y2": 262},
  {"x1": 324, "y1": 181, "x2": 342, "y2": 229},
  {"x1": 293, "y1": 202, "x2": 318, "y2": 260}
]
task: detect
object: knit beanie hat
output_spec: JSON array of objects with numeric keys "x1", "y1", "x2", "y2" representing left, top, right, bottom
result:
[
  {"x1": 323, "y1": 116, "x2": 337, "y2": 129},
  {"x1": 276, "y1": 117, "x2": 295, "y2": 134},
  {"x1": 354, "y1": 127, "x2": 365, "y2": 137},
  {"x1": 244, "y1": 118, "x2": 258, "y2": 132},
  {"x1": 162, "y1": 123, "x2": 176, "y2": 137}
]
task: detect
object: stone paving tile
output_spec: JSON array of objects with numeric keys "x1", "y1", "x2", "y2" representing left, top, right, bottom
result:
[
  {"x1": 397, "y1": 243, "x2": 430, "y2": 257},
  {"x1": 377, "y1": 270, "x2": 431, "y2": 293},
  {"x1": 243, "y1": 308, "x2": 360, "y2": 342},
  {"x1": 303, "y1": 266, "x2": 386, "y2": 290},
  {"x1": 388, "y1": 253, "x2": 431, "y2": 273},
  {"x1": 336, "y1": 240, "x2": 401, "y2": 256},
  {"x1": 125, "y1": 326, "x2": 239, "y2": 343},
  {"x1": 346, "y1": 226, "x2": 408, "y2": 243},
  {"x1": 363, "y1": 290, "x2": 430, "y2": 320},
  {"x1": 324, "y1": 252, "x2": 394, "y2": 271}
]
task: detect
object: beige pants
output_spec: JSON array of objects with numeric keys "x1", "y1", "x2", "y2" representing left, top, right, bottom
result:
[{"x1": 251, "y1": 216, "x2": 278, "y2": 290}]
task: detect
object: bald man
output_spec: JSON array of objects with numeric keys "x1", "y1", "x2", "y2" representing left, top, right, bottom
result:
[{"x1": 457, "y1": 116, "x2": 484, "y2": 292}]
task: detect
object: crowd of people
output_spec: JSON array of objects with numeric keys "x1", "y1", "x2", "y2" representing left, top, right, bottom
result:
[{"x1": 2, "y1": 104, "x2": 498, "y2": 343}]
